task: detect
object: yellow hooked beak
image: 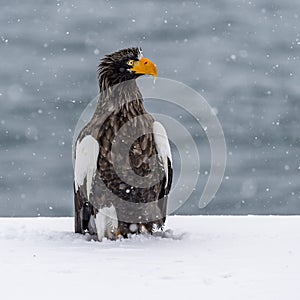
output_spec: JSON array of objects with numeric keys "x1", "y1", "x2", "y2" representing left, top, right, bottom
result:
[{"x1": 131, "y1": 57, "x2": 157, "y2": 79}]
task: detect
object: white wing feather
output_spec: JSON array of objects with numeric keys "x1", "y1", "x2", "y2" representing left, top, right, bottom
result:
[
  {"x1": 153, "y1": 121, "x2": 172, "y2": 187},
  {"x1": 74, "y1": 135, "x2": 99, "y2": 200}
]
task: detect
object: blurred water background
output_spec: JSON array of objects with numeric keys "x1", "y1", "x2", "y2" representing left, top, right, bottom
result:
[{"x1": 0, "y1": 0, "x2": 299, "y2": 216}]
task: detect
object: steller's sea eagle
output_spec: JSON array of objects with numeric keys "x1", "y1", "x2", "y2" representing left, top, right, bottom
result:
[{"x1": 74, "y1": 47, "x2": 173, "y2": 241}]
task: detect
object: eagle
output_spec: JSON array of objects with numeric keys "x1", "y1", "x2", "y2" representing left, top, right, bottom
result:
[{"x1": 74, "y1": 47, "x2": 173, "y2": 241}]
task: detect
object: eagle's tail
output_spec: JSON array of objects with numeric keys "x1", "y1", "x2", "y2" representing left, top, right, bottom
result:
[{"x1": 74, "y1": 183, "x2": 95, "y2": 234}]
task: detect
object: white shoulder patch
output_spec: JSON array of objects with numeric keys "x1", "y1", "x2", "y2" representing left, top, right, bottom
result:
[
  {"x1": 74, "y1": 135, "x2": 99, "y2": 200},
  {"x1": 153, "y1": 121, "x2": 172, "y2": 186}
]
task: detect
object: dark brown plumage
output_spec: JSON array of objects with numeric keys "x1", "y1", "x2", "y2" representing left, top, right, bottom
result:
[{"x1": 74, "y1": 47, "x2": 172, "y2": 240}]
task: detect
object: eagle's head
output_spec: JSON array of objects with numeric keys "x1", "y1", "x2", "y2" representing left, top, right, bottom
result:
[{"x1": 98, "y1": 47, "x2": 157, "y2": 91}]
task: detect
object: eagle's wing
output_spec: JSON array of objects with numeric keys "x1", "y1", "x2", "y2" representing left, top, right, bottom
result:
[
  {"x1": 153, "y1": 121, "x2": 173, "y2": 220},
  {"x1": 74, "y1": 134, "x2": 118, "y2": 240},
  {"x1": 74, "y1": 135, "x2": 99, "y2": 233}
]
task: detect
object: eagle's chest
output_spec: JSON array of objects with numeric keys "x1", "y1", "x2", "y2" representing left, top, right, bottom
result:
[{"x1": 97, "y1": 110, "x2": 157, "y2": 177}]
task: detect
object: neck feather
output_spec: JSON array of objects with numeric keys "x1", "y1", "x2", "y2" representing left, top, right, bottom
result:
[{"x1": 96, "y1": 78, "x2": 146, "y2": 116}]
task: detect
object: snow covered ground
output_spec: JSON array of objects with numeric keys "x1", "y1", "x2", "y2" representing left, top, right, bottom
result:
[{"x1": 0, "y1": 216, "x2": 299, "y2": 300}]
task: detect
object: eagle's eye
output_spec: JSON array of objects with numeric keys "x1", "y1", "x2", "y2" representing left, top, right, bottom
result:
[{"x1": 127, "y1": 60, "x2": 134, "y2": 66}]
